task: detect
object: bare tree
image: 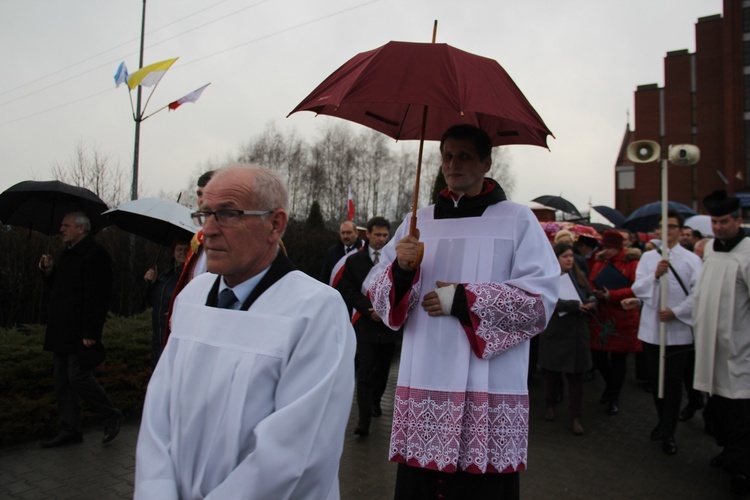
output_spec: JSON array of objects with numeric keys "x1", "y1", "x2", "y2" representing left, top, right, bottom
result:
[
  {"x1": 238, "y1": 122, "x2": 310, "y2": 219},
  {"x1": 50, "y1": 141, "x2": 127, "y2": 207},
  {"x1": 489, "y1": 148, "x2": 516, "y2": 199}
]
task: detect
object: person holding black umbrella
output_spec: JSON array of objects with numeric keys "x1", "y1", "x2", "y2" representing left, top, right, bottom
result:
[
  {"x1": 38, "y1": 212, "x2": 123, "y2": 448},
  {"x1": 588, "y1": 230, "x2": 641, "y2": 417},
  {"x1": 143, "y1": 238, "x2": 191, "y2": 367}
]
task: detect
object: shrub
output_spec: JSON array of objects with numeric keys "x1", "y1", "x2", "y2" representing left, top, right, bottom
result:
[{"x1": 0, "y1": 312, "x2": 152, "y2": 446}]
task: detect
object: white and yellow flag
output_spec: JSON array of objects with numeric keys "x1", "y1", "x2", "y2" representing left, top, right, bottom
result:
[{"x1": 127, "y1": 58, "x2": 178, "y2": 90}]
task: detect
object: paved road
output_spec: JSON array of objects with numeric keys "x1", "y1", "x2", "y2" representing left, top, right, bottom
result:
[{"x1": 0, "y1": 353, "x2": 740, "y2": 499}]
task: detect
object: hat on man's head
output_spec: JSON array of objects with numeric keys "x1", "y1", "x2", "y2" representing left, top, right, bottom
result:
[
  {"x1": 601, "y1": 230, "x2": 624, "y2": 250},
  {"x1": 576, "y1": 235, "x2": 598, "y2": 248},
  {"x1": 704, "y1": 189, "x2": 740, "y2": 217}
]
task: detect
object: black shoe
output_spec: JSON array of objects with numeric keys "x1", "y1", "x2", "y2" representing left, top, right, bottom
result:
[
  {"x1": 650, "y1": 424, "x2": 664, "y2": 441},
  {"x1": 354, "y1": 426, "x2": 369, "y2": 437},
  {"x1": 605, "y1": 403, "x2": 619, "y2": 416},
  {"x1": 371, "y1": 404, "x2": 382, "y2": 417},
  {"x1": 662, "y1": 435, "x2": 678, "y2": 455},
  {"x1": 102, "y1": 412, "x2": 123, "y2": 444},
  {"x1": 678, "y1": 403, "x2": 703, "y2": 422},
  {"x1": 40, "y1": 431, "x2": 83, "y2": 448}
]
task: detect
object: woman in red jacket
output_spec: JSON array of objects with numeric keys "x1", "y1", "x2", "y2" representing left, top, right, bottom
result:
[{"x1": 588, "y1": 230, "x2": 641, "y2": 416}]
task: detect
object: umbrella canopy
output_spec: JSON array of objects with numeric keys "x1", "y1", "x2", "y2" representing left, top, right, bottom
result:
[
  {"x1": 622, "y1": 201, "x2": 697, "y2": 233},
  {"x1": 589, "y1": 222, "x2": 615, "y2": 235},
  {"x1": 592, "y1": 205, "x2": 626, "y2": 227},
  {"x1": 0, "y1": 180, "x2": 110, "y2": 235},
  {"x1": 684, "y1": 215, "x2": 714, "y2": 237},
  {"x1": 540, "y1": 221, "x2": 601, "y2": 243},
  {"x1": 288, "y1": 41, "x2": 553, "y2": 148},
  {"x1": 102, "y1": 197, "x2": 198, "y2": 246},
  {"x1": 532, "y1": 195, "x2": 582, "y2": 218}
]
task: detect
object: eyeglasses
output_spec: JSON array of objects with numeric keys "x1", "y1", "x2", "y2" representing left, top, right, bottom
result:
[
  {"x1": 666, "y1": 224, "x2": 681, "y2": 230},
  {"x1": 191, "y1": 209, "x2": 272, "y2": 227}
]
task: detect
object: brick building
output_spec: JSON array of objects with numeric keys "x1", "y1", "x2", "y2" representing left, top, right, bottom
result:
[{"x1": 616, "y1": 0, "x2": 749, "y2": 216}]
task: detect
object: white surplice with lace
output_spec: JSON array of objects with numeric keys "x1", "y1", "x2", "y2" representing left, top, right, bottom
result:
[{"x1": 366, "y1": 201, "x2": 559, "y2": 474}]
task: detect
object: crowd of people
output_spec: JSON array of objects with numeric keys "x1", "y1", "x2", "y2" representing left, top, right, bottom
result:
[
  {"x1": 33, "y1": 124, "x2": 749, "y2": 498},
  {"x1": 536, "y1": 194, "x2": 749, "y2": 496}
]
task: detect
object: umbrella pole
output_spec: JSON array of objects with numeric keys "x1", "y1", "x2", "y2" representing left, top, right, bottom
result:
[
  {"x1": 407, "y1": 20, "x2": 438, "y2": 269},
  {"x1": 152, "y1": 245, "x2": 164, "y2": 270},
  {"x1": 409, "y1": 108, "x2": 428, "y2": 237}
]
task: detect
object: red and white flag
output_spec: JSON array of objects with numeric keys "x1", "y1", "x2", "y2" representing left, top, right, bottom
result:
[
  {"x1": 347, "y1": 185, "x2": 355, "y2": 221},
  {"x1": 168, "y1": 83, "x2": 211, "y2": 111}
]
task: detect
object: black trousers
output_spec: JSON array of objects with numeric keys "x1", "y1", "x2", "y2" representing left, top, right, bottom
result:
[
  {"x1": 708, "y1": 395, "x2": 750, "y2": 476},
  {"x1": 356, "y1": 341, "x2": 395, "y2": 430},
  {"x1": 53, "y1": 352, "x2": 119, "y2": 434},
  {"x1": 394, "y1": 464, "x2": 519, "y2": 500},
  {"x1": 591, "y1": 350, "x2": 628, "y2": 404},
  {"x1": 682, "y1": 348, "x2": 704, "y2": 408},
  {"x1": 642, "y1": 341, "x2": 692, "y2": 436}
]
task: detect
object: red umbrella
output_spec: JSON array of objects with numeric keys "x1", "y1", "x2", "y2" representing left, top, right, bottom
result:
[
  {"x1": 289, "y1": 27, "x2": 553, "y2": 264},
  {"x1": 288, "y1": 41, "x2": 553, "y2": 148}
]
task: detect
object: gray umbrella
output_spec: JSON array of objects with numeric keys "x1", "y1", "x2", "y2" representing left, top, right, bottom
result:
[{"x1": 102, "y1": 197, "x2": 198, "y2": 246}]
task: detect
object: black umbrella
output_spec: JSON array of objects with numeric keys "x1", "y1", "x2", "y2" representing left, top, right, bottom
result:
[
  {"x1": 622, "y1": 201, "x2": 696, "y2": 233},
  {"x1": 532, "y1": 195, "x2": 582, "y2": 217},
  {"x1": 592, "y1": 205, "x2": 626, "y2": 227},
  {"x1": 0, "y1": 180, "x2": 110, "y2": 235},
  {"x1": 588, "y1": 222, "x2": 614, "y2": 235}
]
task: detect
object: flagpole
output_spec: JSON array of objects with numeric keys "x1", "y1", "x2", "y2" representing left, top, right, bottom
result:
[
  {"x1": 141, "y1": 104, "x2": 169, "y2": 121},
  {"x1": 131, "y1": 0, "x2": 147, "y2": 201}
]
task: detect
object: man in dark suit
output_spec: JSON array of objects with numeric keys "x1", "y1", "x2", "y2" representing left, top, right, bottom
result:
[
  {"x1": 38, "y1": 212, "x2": 122, "y2": 448},
  {"x1": 319, "y1": 220, "x2": 363, "y2": 284},
  {"x1": 338, "y1": 216, "x2": 401, "y2": 437}
]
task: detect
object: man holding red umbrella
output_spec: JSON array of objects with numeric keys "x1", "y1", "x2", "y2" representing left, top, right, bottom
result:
[{"x1": 367, "y1": 125, "x2": 559, "y2": 498}]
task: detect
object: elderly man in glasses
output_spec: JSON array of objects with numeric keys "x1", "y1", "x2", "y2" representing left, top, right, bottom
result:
[{"x1": 135, "y1": 164, "x2": 355, "y2": 500}]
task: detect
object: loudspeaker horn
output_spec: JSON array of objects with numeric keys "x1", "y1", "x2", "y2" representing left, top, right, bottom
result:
[
  {"x1": 668, "y1": 144, "x2": 700, "y2": 166},
  {"x1": 626, "y1": 140, "x2": 661, "y2": 163}
]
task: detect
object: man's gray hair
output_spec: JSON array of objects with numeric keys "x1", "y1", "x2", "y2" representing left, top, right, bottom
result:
[
  {"x1": 213, "y1": 164, "x2": 289, "y2": 212},
  {"x1": 67, "y1": 212, "x2": 91, "y2": 233}
]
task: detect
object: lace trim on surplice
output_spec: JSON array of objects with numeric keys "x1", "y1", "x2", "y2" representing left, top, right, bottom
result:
[
  {"x1": 389, "y1": 386, "x2": 528, "y2": 474},
  {"x1": 463, "y1": 283, "x2": 546, "y2": 358},
  {"x1": 368, "y1": 264, "x2": 421, "y2": 328}
]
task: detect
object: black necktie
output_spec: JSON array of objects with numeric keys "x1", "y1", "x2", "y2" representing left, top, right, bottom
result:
[{"x1": 217, "y1": 288, "x2": 238, "y2": 309}]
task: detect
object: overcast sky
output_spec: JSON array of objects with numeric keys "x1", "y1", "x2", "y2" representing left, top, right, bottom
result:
[{"x1": 0, "y1": 0, "x2": 724, "y2": 218}]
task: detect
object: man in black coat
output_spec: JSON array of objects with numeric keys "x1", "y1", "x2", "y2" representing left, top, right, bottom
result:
[
  {"x1": 319, "y1": 220, "x2": 363, "y2": 284},
  {"x1": 337, "y1": 216, "x2": 401, "y2": 436},
  {"x1": 38, "y1": 212, "x2": 122, "y2": 447}
]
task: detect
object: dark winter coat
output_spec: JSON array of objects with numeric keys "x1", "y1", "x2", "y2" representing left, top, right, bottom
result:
[
  {"x1": 145, "y1": 261, "x2": 183, "y2": 342},
  {"x1": 42, "y1": 234, "x2": 112, "y2": 353},
  {"x1": 539, "y1": 272, "x2": 594, "y2": 373}
]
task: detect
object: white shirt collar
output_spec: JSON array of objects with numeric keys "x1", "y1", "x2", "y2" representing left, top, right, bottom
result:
[{"x1": 218, "y1": 266, "x2": 271, "y2": 309}]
